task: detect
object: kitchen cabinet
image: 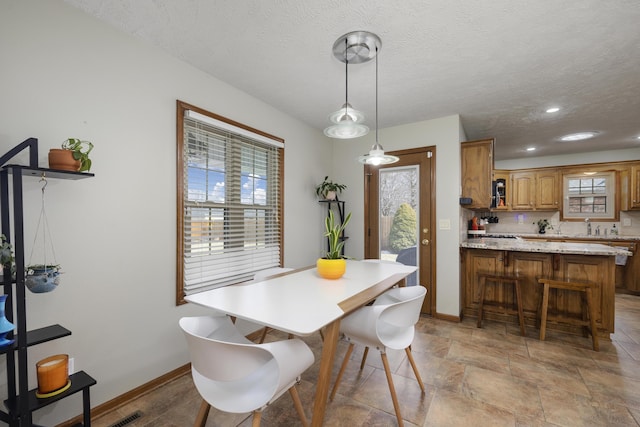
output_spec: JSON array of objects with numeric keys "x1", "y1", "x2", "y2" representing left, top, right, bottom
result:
[
  {"x1": 557, "y1": 238, "x2": 638, "y2": 295},
  {"x1": 622, "y1": 163, "x2": 640, "y2": 210},
  {"x1": 554, "y1": 253, "x2": 614, "y2": 334},
  {"x1": 492, "y1": 170, "x2": 510, "y2": 210},
  {"x1": 463, "y1": 249, "x2": 506, "y2": 309},
  {"x1": 511, "y1": 171, "x2": 535, "y2": 210},
  {"x1": 623, "y1": 242, "x2": 640, "y2": 293},
  {"x1": 510, "y1": 170, "x2": 559, "y2": 210},
  {"x1": 461, "y1": 139, "x2": 494, "y2": 209},
  {"x1": 461, "y1": 247, "x2": 615, "y2": 337},
  {"x1": 535, "y1": 170, "x2": 560, "y2": 209}
]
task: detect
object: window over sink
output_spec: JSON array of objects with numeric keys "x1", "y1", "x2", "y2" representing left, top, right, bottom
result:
[{"x1": 561, "y1": 171, "x2": 617, "y2": 220}]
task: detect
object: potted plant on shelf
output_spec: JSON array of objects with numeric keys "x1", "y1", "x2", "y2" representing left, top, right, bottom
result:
[
  {"x1": 535, "y1": 219, "x2": 553, "y2": 234},
  {"x1": 48, "y1": 138, "x2": 94, "y2": 172},
  {"x1": 315, "y1": 176, "x2": 347, "y2": 200},
  {"x1": 0, "y1": 235, "x2": 14, "y2": 272},
  {"x1": 317, "y1": 210, "x2": 351, "y2": 279}
]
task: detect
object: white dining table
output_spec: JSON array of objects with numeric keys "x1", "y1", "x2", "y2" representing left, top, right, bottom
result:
[{"x1": 185, "y1": 259, "x2": 418, "y2": 426}]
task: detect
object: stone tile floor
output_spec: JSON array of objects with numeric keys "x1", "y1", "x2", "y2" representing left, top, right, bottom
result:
[{"x1": 92, "y1": 294, "x2": 640, "y2": 426}]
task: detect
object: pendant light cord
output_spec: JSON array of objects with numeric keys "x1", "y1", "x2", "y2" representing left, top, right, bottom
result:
[
  {"x1": 375, "y1": 45, "x2": 379, "y2": 144},
  {"x1": 344, "y1": 38, "x2": 349, "y2": 118}
]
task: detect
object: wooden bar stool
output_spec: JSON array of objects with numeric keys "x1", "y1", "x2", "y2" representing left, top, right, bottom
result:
[
  {"x1": 537, "y1": 278, "x2": 599, "y2": 351},
  {"x1": 476, "y1": 273, "x2": 526, "y2": 336}
]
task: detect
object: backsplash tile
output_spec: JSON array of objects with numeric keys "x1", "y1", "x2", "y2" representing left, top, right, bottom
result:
[{"x1": 467, "y1": 210, "x2": 640, "y2": 237}]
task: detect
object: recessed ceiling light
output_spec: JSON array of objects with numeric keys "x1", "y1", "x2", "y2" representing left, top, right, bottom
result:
[
  {"x1": 560, "y1": 132, "x2": 598, "y2": 141},
  {"x1": 636, "y1": 135, "x2": 640, "y2": 140},
  {"x1": 526, "y1": 147, "x2": 536, "y2": 151},
  {"x1": 545, "y1": 107, "x2": 560, "y2": 113}
]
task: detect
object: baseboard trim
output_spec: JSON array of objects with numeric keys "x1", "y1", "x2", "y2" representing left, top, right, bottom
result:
[
  {"x1": 435, "y1": 312, "x2": 461, "y2": 322},
  {"x1": 56, "y1": 363, "x2": 191, "y2": 427}
]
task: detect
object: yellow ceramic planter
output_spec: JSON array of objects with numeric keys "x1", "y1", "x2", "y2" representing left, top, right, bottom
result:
[{"x1": 316, "y1": 258, "x2": 346, "y2": 280}]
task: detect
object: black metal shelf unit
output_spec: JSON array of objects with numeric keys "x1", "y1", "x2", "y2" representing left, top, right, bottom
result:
[
  {"x1": 0, "y1": 138, "x2": 96, "y2": 426},
  {"x1": 319, "y1": 199, "x2": 348, "y2": 256}
]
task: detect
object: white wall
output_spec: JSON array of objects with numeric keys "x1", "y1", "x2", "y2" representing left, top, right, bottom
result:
[
  {"x1": 0, "y1": 1, "x2": 332, "y2": 424},
  {"x1": 330, "y1": 115, "x2": 463, "y2": 317}
]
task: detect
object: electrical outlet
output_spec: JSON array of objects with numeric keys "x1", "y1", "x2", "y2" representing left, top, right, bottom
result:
[
  {"x1": 623, "y1": 218, "x2": 631, "y2": 227},
  {"x1": 68, "y1": 357, "x2": 75, "y2": 375},
  {"x1": 517, "y1": 214, "x2": 524, "y2": 224}
]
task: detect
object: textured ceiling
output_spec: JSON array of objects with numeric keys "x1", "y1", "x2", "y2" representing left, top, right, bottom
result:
[{"x1": 63, "y1": 0, "x2": 640, "y2": 160}]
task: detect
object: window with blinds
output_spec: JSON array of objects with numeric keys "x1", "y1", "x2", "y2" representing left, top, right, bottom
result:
[
  {"x1": 562, "y1": 171, "x2": 616, "y2": 220},
  {"x1": 176, "y1": 101, "x2": 284, "y2": 302}
]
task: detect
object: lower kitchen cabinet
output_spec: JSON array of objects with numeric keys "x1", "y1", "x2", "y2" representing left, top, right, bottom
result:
[{"x1": 461, "y1": 248, "x2": 616, "y2": 338}]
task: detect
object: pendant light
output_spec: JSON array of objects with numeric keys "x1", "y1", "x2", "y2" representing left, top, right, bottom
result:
[
  {"x1": 357, "y1": 37, "x2": 399, "y2": 165},
  {"x1": 324, "y1": 35, "x2": 369, "y2": 139}
]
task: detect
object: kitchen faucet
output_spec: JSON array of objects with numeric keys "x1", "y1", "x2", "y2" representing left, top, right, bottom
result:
[{"x1": 585, "y1": 218, "x2": 591, "y2": 236}]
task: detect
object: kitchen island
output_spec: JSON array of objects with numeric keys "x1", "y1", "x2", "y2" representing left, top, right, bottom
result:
[{"x1": 460, "y1": 238, "x2": 632, "y2": 339}]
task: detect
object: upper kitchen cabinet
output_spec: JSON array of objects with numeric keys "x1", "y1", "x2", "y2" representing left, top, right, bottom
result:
[
  {"x1": 622, "y1": 163, "x2": 640, "y2": 210},
  {"x1": 511, "y1": 169, "x2": 559, "y2": 211},
  {"x1": 492, "y1": 170, "x2": 510, "y2": 210},
  {"x1": 511, "y1": 171, "x2": 535, "y2": 210},
  {"x1": 461, "y1": 138, "x2": 494, "y2": 209},
  {"x1": 536, "y1": 170, "x2": 560, "y2": 209}
]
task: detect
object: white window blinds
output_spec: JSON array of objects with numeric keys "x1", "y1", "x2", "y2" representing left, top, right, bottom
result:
[{"x1": 181, "y1": 109, "x2": 283, "y2": 295}]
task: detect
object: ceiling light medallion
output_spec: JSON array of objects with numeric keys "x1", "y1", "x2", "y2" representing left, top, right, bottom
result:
[{"x1": 560, "y1": 132, "x2": 599, "y2": 141}]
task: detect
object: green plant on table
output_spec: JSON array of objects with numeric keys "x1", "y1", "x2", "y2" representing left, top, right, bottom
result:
[{"x1": 323, "y1": 210, "x2": 352, "y2": 259}]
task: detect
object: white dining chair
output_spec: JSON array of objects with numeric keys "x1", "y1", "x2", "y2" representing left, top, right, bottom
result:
[
  {"x1": 233, "y1": 267, "x2": 294, "y2": 343},
  {"x1": 329, "y1": 286, "x2": 427, "y2": 427},
  {"x1": 179, "y1": 315, "x2": 314, "y2": 427}
]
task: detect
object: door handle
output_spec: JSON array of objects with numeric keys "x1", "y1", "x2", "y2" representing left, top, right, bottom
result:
[{"x1": 421, "y1": 239, "x2": 429, "y2": 246}]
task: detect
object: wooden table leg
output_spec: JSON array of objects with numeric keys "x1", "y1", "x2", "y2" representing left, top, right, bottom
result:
[{"x1": 311, "y1": 319, "x2": 341, "y2": 427}]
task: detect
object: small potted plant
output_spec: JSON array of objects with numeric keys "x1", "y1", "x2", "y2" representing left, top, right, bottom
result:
[
  {"x1": 534, "y1": 219, "x2": 553, "y2": 234},
  {"x1": 0, "y1": 234, "x2": 14, "y2": 277},
  {"x1": 315, "y1": 176, "x2": 347, "y2": 200},
  {"x1": 48, "y1": 138, "x2": 94, "y2": 172},
  {"x1": 317, "y1": 210, "x2": 352, "y2": 279}
]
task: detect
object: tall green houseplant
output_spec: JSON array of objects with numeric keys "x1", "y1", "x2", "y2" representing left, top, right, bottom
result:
[{"x1": 323, "y1": 210, "x2": 351, "y2": 259}]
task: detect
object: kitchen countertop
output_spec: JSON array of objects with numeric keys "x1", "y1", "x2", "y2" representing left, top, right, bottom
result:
[
  {"x1": 481, "y1": 232, "x2": 640, "y2": 241},
  {"x1": 461, "y1": 237, "x2": 633, "y2": 256}
]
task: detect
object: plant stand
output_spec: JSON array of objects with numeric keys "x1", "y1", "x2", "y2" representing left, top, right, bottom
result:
[{"x1": 0, "y1": 138, "x2": 96, "y2": 426}]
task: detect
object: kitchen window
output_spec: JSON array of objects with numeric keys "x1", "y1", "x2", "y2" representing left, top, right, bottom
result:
[
  {"x1": 562, "y1": 171, "x2": 616, "y2": 220},
  {"x1": 176, "y1": 101, "x2": 284, "y2": 304}
]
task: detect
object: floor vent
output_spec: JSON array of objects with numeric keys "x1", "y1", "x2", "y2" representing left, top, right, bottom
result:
[{"x1": 109, "y1": 411, "x2": 143, "y2": 427}]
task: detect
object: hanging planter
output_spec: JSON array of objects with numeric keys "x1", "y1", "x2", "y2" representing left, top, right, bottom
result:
[
  {"x1": 26, "y1": 177, "x2": 62, "y2": 293},
  {"x1": 25, "y1": 265, "x2": 61, "y2": 294}
]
